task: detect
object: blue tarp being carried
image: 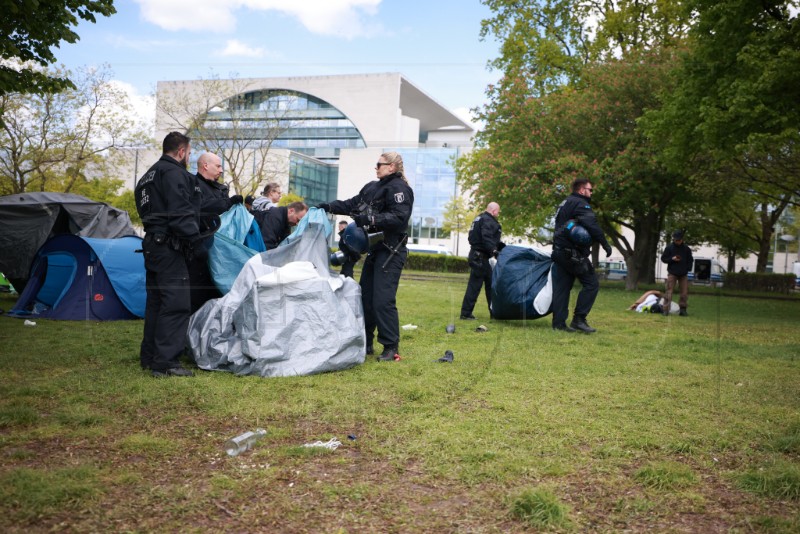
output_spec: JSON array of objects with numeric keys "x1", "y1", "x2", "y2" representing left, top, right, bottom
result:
[
  {"x1": 8, "y1": 235, "x2": 145, "y2": 320},
  {"x1": 491, "y1": 245, "x2": 554, "y2": 320}
]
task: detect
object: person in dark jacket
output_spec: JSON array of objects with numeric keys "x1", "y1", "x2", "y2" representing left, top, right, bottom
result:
[
  {"x1": 189, "y1": 152, "x2": 241, "y2": 312},
  {"x1": 135, "y1": 132, "x2": 203, "y2": 377},
  {"x1": 661, "y1": 230, "x2": 694, "y2": 316},
  {"x1": 550, "y1": 178, "x2": 613, "y2": 334},
  {"x1": 318, "y1": 152, "x2": 414, "y2": 362},
  {"x1": 460, "y1": 202, "x2": 504, "y2": 320},
  {"x1": 256, "y1": 201, "x2": 308, "y2": 250}
]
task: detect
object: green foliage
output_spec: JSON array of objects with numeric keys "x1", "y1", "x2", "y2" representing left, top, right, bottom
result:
[
  {"x1": 724, "y1": 272, "x2": 796, "y2": 293},
  {"x1": 405, "y1": 253, "x2": 469, "y2": 273},
  {"x1": 279, "y1": 192, "x2": 305, "y2": 206},
  {"x1": 634, "y1": 461, "x2": 698, "y2": 490},
  {"x1": 509, "y1": 488, "x2": 571, "y2": 529},
  {"x1": 0, "y1": 0, "x2": 115, "y2": 97}
]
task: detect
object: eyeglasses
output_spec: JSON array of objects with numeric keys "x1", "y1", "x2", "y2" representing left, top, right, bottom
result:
[
  {"x1": 585, "y1": 187, "x2": 594, "y2": 192},
  {"x1": 376, "y1": 162, "x2": 391, "y2": 168}
]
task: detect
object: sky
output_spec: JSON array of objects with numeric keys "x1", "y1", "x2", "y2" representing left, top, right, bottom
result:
[{"x1": 54, "y1": 0, "x2": 502, "y2": 131}]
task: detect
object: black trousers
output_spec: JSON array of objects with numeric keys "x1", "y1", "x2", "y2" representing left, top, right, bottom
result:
[
  {"x1": 140, "y1": 235, "x2": 192, "y2": 371},
  {"x1": 187, "y1": 242, "x2": 221, "y2": 313},
  {"x1": 461, "y1": 250, "x2": 492, "y2": 317},
  {"x1": 550, "y1": 254, "x2": 599, "y2": 328},
  {"x1": 360, "y1": 245, "x2": 407, "y2": 350}
]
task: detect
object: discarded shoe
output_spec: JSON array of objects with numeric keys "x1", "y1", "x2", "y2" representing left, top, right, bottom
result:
[
  {"x1": 377, "y1": 347, "x2": 401, "y2": 362},
  {"x1": 446, "y1": 324, "x2": 455, "y2": 334},
  {"x1": 437, "y1": 350, "x2": 454, "y2": 363},
  {"x1": 553, "y1": 324, "x2": 576, "y2": 333},
  {"x1": 570, "y1": 318, "x2": 596, "y2": 334},
  {"x1": 475, "y1": 325, "x2": 488, "y2": 333},
  {"x1": 151, "y1": 367, "x2": 194, "y2": 378},
  {"x1": 460, "y1": 314, "x2": 476, "y2": 320}
]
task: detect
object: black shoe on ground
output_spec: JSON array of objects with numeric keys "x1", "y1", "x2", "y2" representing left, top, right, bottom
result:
[
  {"x1": 570, "y1": 318, "x2": 597, "y2": 334},
  {"x1": 553, "y1": 324, "x2": 577, "y2": 333},
  {"x1": 151, "y1": 367, "x2": 194, "y2": 378},
  {"x1": 366, "y1": 345, "x2": 374, "y2": 355},
  {"x1": 377, "y1": 347, "x2": 401, "y2": 362},
  {"x1": 679, "y1": 308, "x2": 688, "y2": 316},
  {"x1": 460, "y1": 314, "x2": 476, "y2": 320}
]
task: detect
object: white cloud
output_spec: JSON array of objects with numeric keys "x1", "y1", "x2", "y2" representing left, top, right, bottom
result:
[
  {"x1": 134, "y1": 0, "x2": 383, "y2": 38},
  {"x1": 217, "y1": 39, "x2": 267, "y2": 58},
  {"x1": 109, "y1": 80, "x2": 156, "y2": 137}
]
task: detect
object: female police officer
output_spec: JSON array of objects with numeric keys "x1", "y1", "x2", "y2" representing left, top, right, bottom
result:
[{"x1": 318, "y1": 152, "x2": 414, "y2": 362}]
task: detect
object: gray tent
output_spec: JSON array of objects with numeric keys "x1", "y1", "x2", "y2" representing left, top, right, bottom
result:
[{"x1": 0, "y1": 192, "x2": 136, "y2": 291}]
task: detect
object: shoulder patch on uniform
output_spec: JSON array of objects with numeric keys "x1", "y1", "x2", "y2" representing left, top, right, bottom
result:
[
  {"x1": 585, "y1": 205, "x2": 591, "y2": 209},
  {"x1": 394, "y1": 192, "x2": 405, "y2": 203}
]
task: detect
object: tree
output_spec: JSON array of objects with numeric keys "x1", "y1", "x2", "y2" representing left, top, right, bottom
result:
[
  {"x1": 0, "y1": 64, "x2": 152, "y2": 195},
  {"x1": 642, "y1": 0, "x2": 800, "y2": 271},
  {"x1": 0, "y1": 0, "x2": 115, "y2": 99},
  {"x1": 442, "y1": 195, "x2": 478, "y2": 256},
  {"x1": 157, "y1": 74, "x2": 297, "y2": 197}
]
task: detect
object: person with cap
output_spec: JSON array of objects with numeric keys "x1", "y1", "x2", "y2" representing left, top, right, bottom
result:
[
  {"x1": 550, "y1": 178, "x2": 613, "y2": 333},
  {"x1": 317, "y1": 151, "x2": 414, "y2": 362},
  {"x1": 135, "y1": 132, "x2": 203, "y2": 378},
  {"x1": 661, "y1": 230, "x2": 693, "y2": 316},
  {"x1": 460, "y1": 202, "x2": 504, "y2": 320},
  {"x1": 337, "y1": 219, "x2": 360, "y2": 278}
]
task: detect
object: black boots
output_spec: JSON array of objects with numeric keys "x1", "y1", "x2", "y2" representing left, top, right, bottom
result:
[{"x1": 570, "y1": 317, "x2": 597, "y2": 334}]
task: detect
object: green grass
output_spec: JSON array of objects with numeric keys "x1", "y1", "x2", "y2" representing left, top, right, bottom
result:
[{"x1": 0, "y1": 277, "x2": 799, "y2": 531}]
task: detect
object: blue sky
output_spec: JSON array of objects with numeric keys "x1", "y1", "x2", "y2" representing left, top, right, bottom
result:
[{"x1": 55, "y1": 0, "x2": 502, "y2": 128}]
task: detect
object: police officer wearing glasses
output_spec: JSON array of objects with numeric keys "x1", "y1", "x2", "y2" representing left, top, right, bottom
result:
[
  {"x1": 550, "y1": 178, "x2": 613, "y2": 334},
  {"x1": 135, "y1": 132, "x2": 204, "y2": 377},
  {"x1": 318, "y1": 152, "x2": 414, "y2": 362}
]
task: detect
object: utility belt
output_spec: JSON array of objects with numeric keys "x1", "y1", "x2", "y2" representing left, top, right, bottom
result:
[
  {"x1": 552, "y1": 246, "x2": 591, "y2": 276},
  {"x1": 147, "y1": 232, "x2": 189, "y2": 253}
]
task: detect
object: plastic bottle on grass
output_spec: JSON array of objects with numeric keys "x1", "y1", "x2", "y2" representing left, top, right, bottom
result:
[{"x1": 225, "y1": 428, "x2": 267, "y2": 456}]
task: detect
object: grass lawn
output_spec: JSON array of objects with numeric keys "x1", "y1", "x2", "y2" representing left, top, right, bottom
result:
[{"x1": 0, "y1": 273, "x2": 798, "y2": 532}]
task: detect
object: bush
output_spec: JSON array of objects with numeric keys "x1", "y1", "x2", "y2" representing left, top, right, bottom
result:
[
  {"x1": 724, "y1": 272, "x2": 796, "y2": 293},
  {"x1": 405, "y1": 253, "x2": 469, "y2": 273}
]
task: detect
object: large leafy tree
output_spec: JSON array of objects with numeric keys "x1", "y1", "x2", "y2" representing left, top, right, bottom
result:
[
  {"x1": 0, "y1": 0, "x2": 115, "y2": 98},
  {"x1": 0, "y1": 64, "x2": 151, "y2": 196},
  {"x1": 642, "y1": 0, "x2": 800, "y2": 271},
  {"x1": 460, "y1": 1, "x2": 692, "y2": 288}
]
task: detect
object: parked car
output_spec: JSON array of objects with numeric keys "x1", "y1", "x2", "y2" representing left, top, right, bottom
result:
[
  {"x1": 597, "y1": 259, "x2": 627, "y2": 281},
  {"x1": 406, "y1": 244, "x2": 453, "y2": 256},
  {"x1": 688, "y1": 257, "x2": 725, "y2": 286}
]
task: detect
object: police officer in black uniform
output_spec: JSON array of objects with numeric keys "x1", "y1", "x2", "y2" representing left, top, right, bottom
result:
[
  {"x1": 337, "y1": 219, "x2": 359, "y2": 278},
  {"x1": 460, "y1": 202, "x2": 504, "y2": 320},
  {"x1": 189, "y1": 152, "x2": 242, "y2": 312},
  {"x1": 135, "y1": 132, "x2": 203, "y2": 377},
  {"x1": 318, "y1": 151, "x2": 414, "y2": 362},
  {"x1": 551, "y1": 178, "x2": 613, "y2": 334}
]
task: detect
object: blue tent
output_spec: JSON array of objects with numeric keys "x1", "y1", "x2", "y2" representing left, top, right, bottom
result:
[
  {"x1": 8, "y1": 235, "x2": 145, "y2": 321},
  {"x1": 491, "y1": 245, "x2": 554, "y2": 320}
]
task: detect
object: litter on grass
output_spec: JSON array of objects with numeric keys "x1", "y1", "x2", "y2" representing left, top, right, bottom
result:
[{"x1": 302, "y1": 437, "x2": 342, "y2": 450}]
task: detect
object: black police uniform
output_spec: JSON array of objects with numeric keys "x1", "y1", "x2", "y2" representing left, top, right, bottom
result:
[
  {"x1": 135, "y1": 155, "x2": 202, "y2": 372},
  {"x1": 254, "y1": 206, "x2": 292, "y2": 250},
  {"x1": 189, "y1": 174, "x2": 232, "y2": 312},
  {"x1": 324, "y1": 172, "x2": 414, "y2": 354},
  {"x1": 460, "y1": 211, "x2": 503, "y2": 318},
  {"x1": 550, "y1": 192, "x2": 612, "y2": 330}
]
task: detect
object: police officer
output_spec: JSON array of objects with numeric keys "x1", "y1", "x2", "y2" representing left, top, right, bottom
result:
[
  {"x1": 460, "y1": 202, "x2": 504, "y2": 320},
  {"x1": 135, "y1": 132, "x2": 203, "y2": 377},
  {"x1": 550, "y1": 178, "x2": 613, "y2": 334},
  {"x1": 255, "y1": 201, "x2": 308, "y2": 250},
  {"x1": 189, "y1": 152, "x2": 242, "y2": 312},
  {"x1": 337, "y1": 219, "x2": 359, "y2": 278},
  {"x1": 318, "y1": 152, "x2": 414, "y2": 362}
]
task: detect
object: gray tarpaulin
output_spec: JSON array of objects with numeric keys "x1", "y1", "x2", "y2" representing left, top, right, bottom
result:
[{"x1": 187, "y1": 222, "x2": 366, "y2": 377}]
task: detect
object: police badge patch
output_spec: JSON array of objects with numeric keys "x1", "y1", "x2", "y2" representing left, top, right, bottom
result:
[{"x1": 394, "y1": 192, "x2": 405, "y2": 203}]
